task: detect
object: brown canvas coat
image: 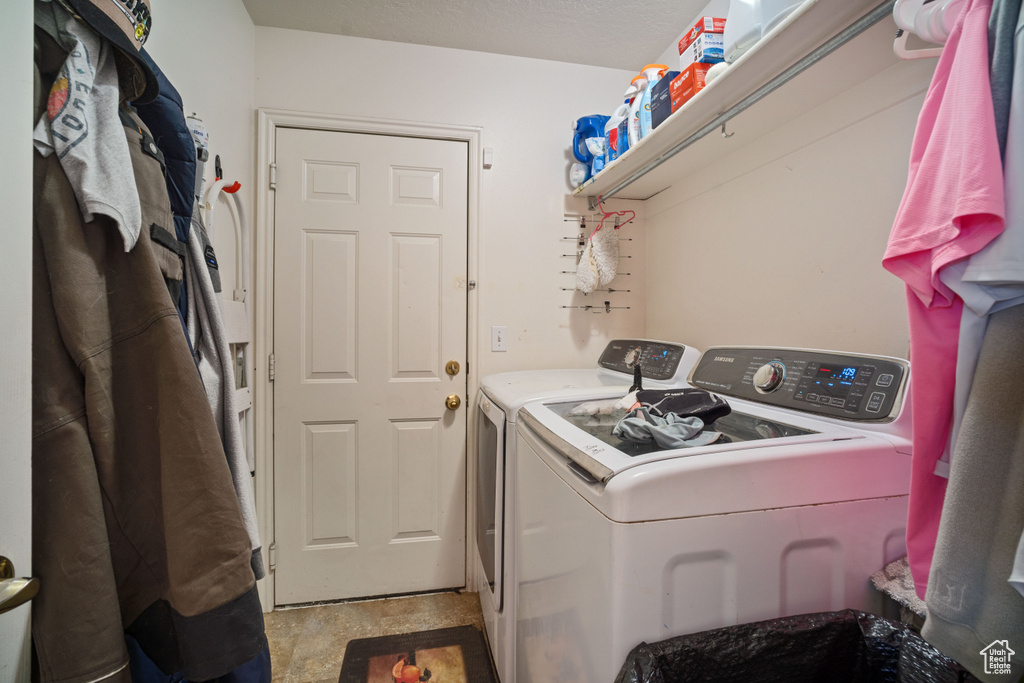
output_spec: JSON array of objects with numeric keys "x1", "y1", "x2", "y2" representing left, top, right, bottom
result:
[{"x1": 32, "y1": 34, "x2": 265, "y2": 682}]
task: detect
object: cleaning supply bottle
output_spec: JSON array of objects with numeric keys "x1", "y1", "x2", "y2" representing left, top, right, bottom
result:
[
  {"x1": 617, "y1": 79, "x2": 643, "y2": 159},
  {"x1": 605, "y1": 100, "x2": 630, "y2": 164},
  {"x1": 627, "y1": 74, "x2": 647, "y2": 147},
  {"x1": 638, "y1": 64, "x2": 668, "y2": 139},
  {"x1": 571, "y1": 115, "x2": 610, "y2": 166}
]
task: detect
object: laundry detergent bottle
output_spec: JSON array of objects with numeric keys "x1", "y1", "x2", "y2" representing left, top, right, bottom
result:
[
  {"x1": 638, "y1": 64, "x2": 668, "y2": 139},
  {"x1": 605, "y1": 101, "x2": 630, "y2": 164},
  {"x1": 617, "y1": 79, "x2": 643, "y2": 158},
  {"x1": 626, "y1": 74, "x2": 647, "y2": 147},
  {"x1": 572, "y1": 115, "x2": 610, "y2": 165}
]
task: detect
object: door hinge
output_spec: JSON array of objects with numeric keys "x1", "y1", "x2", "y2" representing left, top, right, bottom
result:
[
  {"x1": 268, "y1": 542, "x2": 277, "y2": 572},
  {"x1": 268, "y1": 353, "x2": 276, "y2": 382},
  {"x1": 269, "y1": 162, "x2": 277, "y2": 191},
  {"x1": 468, "y1": 280, "x2": 477, "y2": 291}
]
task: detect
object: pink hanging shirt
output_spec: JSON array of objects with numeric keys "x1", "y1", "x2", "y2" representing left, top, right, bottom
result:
[{"x1": 882, "y1": 0, "x2": 1004, "y2": 599}]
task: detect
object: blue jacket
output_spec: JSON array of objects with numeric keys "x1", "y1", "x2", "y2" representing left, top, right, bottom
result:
[{"x1": 135, "y1": 50, "x2": 194, "y2": 325}]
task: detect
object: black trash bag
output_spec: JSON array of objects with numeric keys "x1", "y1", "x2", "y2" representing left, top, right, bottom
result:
[
  {"x1": 633, "y1": 388, "x2": 731, "y2": 424},
  {"x1": 613, "y1": 610, "x2": 981, "y2": 683}
]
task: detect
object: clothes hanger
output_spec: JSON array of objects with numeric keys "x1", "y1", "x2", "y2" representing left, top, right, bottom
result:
[{"x1": 892, "y1": 0, "x2": 965, "y2": 59}]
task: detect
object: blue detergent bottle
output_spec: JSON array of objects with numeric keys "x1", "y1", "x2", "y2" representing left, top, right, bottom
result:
[
  {"x1": 570, "y1": 115, "x2": 610, "y2": 186},
  {"x1": 572, "y1": 115, "x2": 611, "y2": 165}
]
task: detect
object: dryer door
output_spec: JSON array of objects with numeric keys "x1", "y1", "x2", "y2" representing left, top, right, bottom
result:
[{"x1": 477, "y1": 393, "x2": 505, "y2": 610}]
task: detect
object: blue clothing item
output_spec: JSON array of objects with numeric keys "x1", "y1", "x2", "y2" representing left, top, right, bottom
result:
[
  {"x1": 127, "y1": 635, "x2": 272, "y2": 683},
  {"x1": 133, "y1": 49, "x2": 196, "y2": 326}
]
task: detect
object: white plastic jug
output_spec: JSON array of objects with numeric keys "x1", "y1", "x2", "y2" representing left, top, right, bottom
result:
[
  {"x1": 723, "y1": 0, "x2": 761, "y2": 63},
  {"x1": 760, "y1": 0, "x2": 803, "y2": 35}
]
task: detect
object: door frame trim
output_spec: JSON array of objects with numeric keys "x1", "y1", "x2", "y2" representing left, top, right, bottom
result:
[{"x1": 255, "y1": 109, "x2": 482, "y2": 611}]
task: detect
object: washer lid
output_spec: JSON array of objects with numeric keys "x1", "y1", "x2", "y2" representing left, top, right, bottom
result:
[
  {"x1": 481, "y1": 370, "x2": 634, "y2": 414},
  {"x1": 518, "y1": 396, "x2": 865, "y2": 483},
  {"x1": 479, "y1": 339, "x2": 700, "y2": 413}
]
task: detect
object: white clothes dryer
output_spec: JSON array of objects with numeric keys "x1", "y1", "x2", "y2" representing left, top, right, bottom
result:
[
  {"x1": 475, "y1": 340, "x2": 701, "y2": 683},
  {"x1": 514, "y1": 347, "x2": 912, "y2": 682}
]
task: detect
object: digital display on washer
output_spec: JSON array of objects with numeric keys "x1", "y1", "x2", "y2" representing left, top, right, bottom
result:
[{"x1": 813, "y1": 366, "x2": 859, "y2": 398}]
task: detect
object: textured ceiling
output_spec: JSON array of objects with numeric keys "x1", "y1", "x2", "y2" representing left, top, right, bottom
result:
[{"x1": 239, "y1": 0, "x2": 721, "y2": 71}]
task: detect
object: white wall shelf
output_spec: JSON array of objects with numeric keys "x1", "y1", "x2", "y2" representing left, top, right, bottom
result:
[{"x1": 575, "y1": 0, "x2": 896, "y2": 204}]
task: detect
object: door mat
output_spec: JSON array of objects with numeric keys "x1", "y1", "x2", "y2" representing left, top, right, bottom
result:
[{"x1": 338, "y1": 625, "x2": 497, "y2": 683}]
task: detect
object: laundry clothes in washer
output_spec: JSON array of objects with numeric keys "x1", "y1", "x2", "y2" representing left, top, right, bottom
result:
[
  {"x1": 613, "y1": 408, "x2": 722, "y2": 449},
  {"x1": 634, "y1": 387, "x2": 732, "y2": 422}
]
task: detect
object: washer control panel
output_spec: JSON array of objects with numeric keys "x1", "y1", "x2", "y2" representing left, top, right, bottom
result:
[
  {"x1": 598, "y1": 339, "x2": 690, "y2": 381},
  {"x1": 689, "y1": 347, "x2": 908, "y2": 422}
]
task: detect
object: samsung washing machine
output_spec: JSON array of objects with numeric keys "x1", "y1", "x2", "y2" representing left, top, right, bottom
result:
[
  {"x1": 475, "y1": 339, "x2": 701, "y2": 683},
  {"x1": 514, "y1": 346, "x2": 913, "y2": 682}
]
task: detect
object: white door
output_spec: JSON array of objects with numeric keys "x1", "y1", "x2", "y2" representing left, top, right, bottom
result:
[
  {"x1": 1, "y1": 2, "x2": 34, "y2": 678},
  {"x1": 273, "y1": 128, "x2": 468, "y2": 605}
]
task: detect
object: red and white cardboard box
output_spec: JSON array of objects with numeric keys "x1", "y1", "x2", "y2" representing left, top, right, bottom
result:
[
  {"x1": 678, "y1": 17, "x2": 726, "y2": 70},
  {"x1": 670, "y1": 62, "x2": 714, "y2": 111}
]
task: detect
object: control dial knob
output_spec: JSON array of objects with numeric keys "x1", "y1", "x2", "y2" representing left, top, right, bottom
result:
[{"x1": 753, "y1": 361, "x2": 786, "y2": 394}]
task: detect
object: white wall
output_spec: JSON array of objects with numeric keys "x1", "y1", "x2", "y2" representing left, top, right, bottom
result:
[
  {"x1": 1, "y1": 2, "x2": 35, "y2": 677},
  {"x1": 254, "y1": 28, "x2": 648, "y2": 377},
  {"x1": 144, "y1": 0, "x2": 256, "y2": 298},
  {"x1": 644, "y1": 25, "x2": 937, "y2": 359}
]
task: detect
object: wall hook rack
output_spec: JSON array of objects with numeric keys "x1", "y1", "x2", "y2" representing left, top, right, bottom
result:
[
  {"x1": 561, "y1": 286, "x2": 633, "y2": 293},
  {"x1": 562, "y1": 301, "x2": 631, "y2": 313}
]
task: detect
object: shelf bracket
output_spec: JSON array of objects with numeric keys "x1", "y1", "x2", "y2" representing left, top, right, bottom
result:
[{"x1": 586, "y1": 195, "x2": 600, "y2": 211}]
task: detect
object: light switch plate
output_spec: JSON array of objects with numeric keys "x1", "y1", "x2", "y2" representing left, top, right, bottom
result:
[{"x1": 491, "y1": 325, "x2": 507, "y2": 352}]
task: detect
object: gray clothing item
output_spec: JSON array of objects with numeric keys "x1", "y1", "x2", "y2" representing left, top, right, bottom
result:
[
  {"x1": 32, "y1": 1, "x2": 142, "y2": 252},
  {"x1": 613, "y1": 408, "x2": 721, "y2": 449},
  {"x1": 988, "y1": 0, "x2": 1022, "y2": 159},
  {"x1": 922, "y1": 303, "x2": 1024, "y2": 683},
  {"x1": 186, "y1": 214, "x2": 265, "y2": 580},
  {"x1": 940, "y1": 5, "x2": 1024, "y2": 478}
]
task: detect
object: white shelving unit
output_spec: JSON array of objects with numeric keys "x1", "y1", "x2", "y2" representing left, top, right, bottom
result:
[{"x1": 575, "y1": 0, "x2": 896, "y2": 204}]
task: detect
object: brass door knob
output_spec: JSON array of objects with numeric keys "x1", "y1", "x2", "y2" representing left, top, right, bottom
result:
[
  {"x1": 446, "y1": 360, "x2": 461, "y2": 376},
  {"x1": 0, "y1": 556, "x2": 40, "y2": 616},
  {"x1": 445, "y1": 394, "x2": 461, "y2": 410}
]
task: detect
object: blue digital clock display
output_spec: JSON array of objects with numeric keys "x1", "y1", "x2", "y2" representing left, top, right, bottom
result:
[{"x1": 814, "y1": 366, "x2": 858, "y2": 397}]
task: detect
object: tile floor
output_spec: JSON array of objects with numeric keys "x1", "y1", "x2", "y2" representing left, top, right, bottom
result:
[{"x1": 264, "y1": 590, "x2": 487, "y2": 682}]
